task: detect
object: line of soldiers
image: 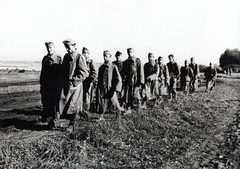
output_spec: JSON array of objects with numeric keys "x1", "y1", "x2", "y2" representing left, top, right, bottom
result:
[{"x1": 40, "y1": 39, "x2": 217, "y2": 130}]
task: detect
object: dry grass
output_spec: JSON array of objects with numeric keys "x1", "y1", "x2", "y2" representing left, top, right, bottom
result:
[{"x1": 0, "y1": 75, "x2": 240, "y2": 168}]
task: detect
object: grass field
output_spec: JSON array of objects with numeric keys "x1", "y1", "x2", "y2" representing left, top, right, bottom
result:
[{"x1": 0, "y1": 73, "x2": 240, "y2": 168}]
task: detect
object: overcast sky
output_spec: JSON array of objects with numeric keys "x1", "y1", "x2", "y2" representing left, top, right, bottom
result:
[{"x1": 0, "y1": 0, "x2": 239, "y2": 65}]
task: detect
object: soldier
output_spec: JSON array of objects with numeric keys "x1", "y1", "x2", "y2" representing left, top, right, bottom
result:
[
  {"x1": 112, "y1": 51, "x2": 124, "y2": 105},
  {"x1": 189, "y1": 57, "x2": 200, "y2": 93},
  {"x1": 180, "y1": 60, "x2": 194, "y2": 95},
  {"x1": 112, "y1": 51, "x2": 123, "y2": 76},
  {"x1": 122, "y1": 48, "x2": 144, "y2": 111},
  {"x1": 96, "y1": 50, "x2": 124, "y2": 120},
  {"x1": 40, "y1": 42, "x2": 62, "y2": 129},
  {"x1": 166, "y1": 54, "x2": 180, "y2": 99},
  {"x1": 157, "y1": 56, "x2": 169, "y2": 102},
  {"x1": 143, "y1": 53, "x2": 159, "y2": 107},
  {"x1": 82, "y1": 47, "x2": 98, "y2": 113},
  {"x1": 59, "y1": 39, "x2": 89, "y2": 131},
  {"x1": 204, "y1": 62, "x2": 217, "y2": 92}
]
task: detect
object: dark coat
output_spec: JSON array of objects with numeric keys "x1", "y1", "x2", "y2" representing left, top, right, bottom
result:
[
  {"x1": 96, "y1": 62, "x2": 122, "y2": 113},
  {"x1": 40, "y1": 52, "x2": 62, "y2": 106},
  {"x1": 122, "y1": 57, "x2": 144, "y2": 104}
]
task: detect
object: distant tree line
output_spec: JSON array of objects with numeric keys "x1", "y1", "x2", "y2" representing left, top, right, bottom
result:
[{"x1": 219, "y1": 48, "x2": 240, "y2": 72}]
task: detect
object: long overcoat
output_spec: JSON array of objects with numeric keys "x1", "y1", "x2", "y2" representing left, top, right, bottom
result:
[
  {"x1": 144, "y1": 61, "x2": 159, "y2": 100},
  {"x1": 96, "y1": 62, "x2": 122, "y2": 113},
  {"x1": 83, "y1": 58, "x2": 98, "y2": 110},
  {"x1": 121, "y1": 57, "x2": 144, "y2": 105},
  {"x1": 40, "y1": 52, "x2": 62, "y2": 113},
  {"x1": 59, "y1": 51, "x2": 89, "y2": 115}
]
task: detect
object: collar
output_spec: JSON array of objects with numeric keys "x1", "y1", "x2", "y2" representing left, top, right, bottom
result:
[
  {"x1": 47, "y1": 52, "x2": 58, "y2": 60},
  {"x1": 103, "y1": 61, "x2": 111, "y2": 67},
  {"x1": 70, "y1": 50, "x2": 80, "y2": 59}
]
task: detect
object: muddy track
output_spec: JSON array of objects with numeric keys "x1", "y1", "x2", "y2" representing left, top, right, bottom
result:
[{"x1": 0, "y1": 80, "x2": 39, "y2": 87}]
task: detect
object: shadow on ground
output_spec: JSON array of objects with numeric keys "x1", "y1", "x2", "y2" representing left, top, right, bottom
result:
[{"x1": 0, "y1": 107, "x2": 51, "y2": 131}]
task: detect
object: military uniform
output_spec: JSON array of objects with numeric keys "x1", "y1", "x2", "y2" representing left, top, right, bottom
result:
[
  {"x1": 59, "y1": 50, "x2": 89, "y2": 118},
  {"x1": 204, "y1": 66, "x2": 217, "y2": 92},
  {"x1": 122, "y1": 56, "x2": 144, "y2": 108},
  {"x1": 189, "y1": 62, "x2": 199, "y2": 92},
  {"x1": 40, "y1": 45, "x2": 62, "y2": 121},
  {"x1": 144, "y1": 60, "x2": 159, "y2": 100},
  {"x1": 158, "y1": 63, "x2": 169, "y2": 96},
  {"x1": 96, "y1": 62, "x2": 122, "y2": 113},
  {"x1": 83, "y1": 58, "x2": 98, "y2": 112},
  {"x1": 167, "y1": 61, "x2": 180, "y2": 99},
  {"x1": 112, "y1": 60, "x2": 123, "y2": 76},
  {"x1": 180, "y1": 66, "x2": 194, "y2": 94}
]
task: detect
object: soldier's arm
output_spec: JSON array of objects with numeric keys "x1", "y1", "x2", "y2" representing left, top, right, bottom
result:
[
  {"x1": 89, "y1": 60, "x2": 98, "y2": 82},
  {"x1": 113, "y1": 65, "x2": 122, "y2": 92},
  {"x1": 138, "y1": 59, "x2": 145, "y2": 85},
  {"x1": 196, "y1": 64, "x2": 200, "y2": 78},
  {"x1": 72, "y1": 55, "x2": 89, "y2": 87}
]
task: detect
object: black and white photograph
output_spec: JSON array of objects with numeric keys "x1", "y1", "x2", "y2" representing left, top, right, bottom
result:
[{"x1": 0, "y1": 0, "x2": 240, "y2": 168}]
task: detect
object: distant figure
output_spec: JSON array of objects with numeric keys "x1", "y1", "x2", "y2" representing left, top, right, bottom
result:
[
  {"x1": 112, "y1": 51, "x2": 123, "y2": 76},
  {"x1": 189, "y1": 57, "x2": 199, "y2": 93},
  {"x1": 204, "y1": 62, "x2": 217, "y2": 92},
  {"x1": 122, "y1": 48, "x2": 144, "y2": 111},
  {"x1": 40, "y1": 42, "x2": 62, "y2": 128},
  {"x1": 167, "y1": 54, "x2": 180, "y2": 99},
  {"x1": 82, "y1": 47, "x2": 98, "y2": 113},
  {"x1": 96, "y1": 50, "x2": 124, "y2": 120},
  {"x1": 180, "y1": 60, "x2": 194, "y2": 95},
  {"x1": 59, "y1": 39, "x2": 89, "y2": 131},
  {"x1": 143, "y1": 53, "x2": 159, "y2": 107},
  {"x1": 157, "y1": 56, "x2": 169, "y2": 102}
]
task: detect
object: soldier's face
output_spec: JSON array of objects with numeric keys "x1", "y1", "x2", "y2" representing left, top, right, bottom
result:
[
  {"x1": 115, "y1": 54, "x2": 121, "y2": 61},
  {"x1": 128, "y1": 51, "x2": 134, "y2": 59},
  {"x1": 104, "y1": 54, "x2": 111, "y2": 63},
  {"x1": 169, "y1": 56, "x2": 174, "y2": 62},
  {"x1": 46, "y1": 46, "x2": 55, "y2": 55},
  {"x1": 65, "y1": 45, "x2": 75, "y2": 54},
  {"x1": 185, "y1": 61, "x2": 188, "y2": 66},
  {"x1": 148, "y1": 55, "x2": 154, "y2": 63},
  {"x1": 190, "y1": 58, "x2": 194, "y2": 63},
  {"x1": 158, "y1": 58, "x2": 163, "y2": 64},
  {"x1": 83, "y1": 52, "x2": 90, "y2": 59}
]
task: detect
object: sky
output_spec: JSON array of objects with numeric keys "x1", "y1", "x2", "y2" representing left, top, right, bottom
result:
[{"x1": 0, "y1": 0, "x2": 240, "y2": 66}]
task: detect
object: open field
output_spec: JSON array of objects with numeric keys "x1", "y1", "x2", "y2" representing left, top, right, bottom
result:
[{"x1": 0, "y1": 71, "x2": 240, "y2": 168}]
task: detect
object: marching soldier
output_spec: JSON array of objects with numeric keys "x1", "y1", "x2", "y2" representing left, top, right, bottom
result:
[
  {"x1": 82, "y1": 47, "x2": 98, "y2": 113},
  {"x1": 143, "y1": 53, "x2": 159, "y2": 106},
  {"x1": 166, "y1": 54, "x2": 180, "y2": 100},
  {"x1": 59, "y1": 39, "x2": 89, "y2": 131},
  {"x1": 122, "y1": 48, "x2": 144, "y2": 111},
  {"x1": 204, "y1": 62, "x2": 217, "y2": 92},
  {"x1": 189, "y1": 57, "x2": 200, "y2": 93},
  {"x1": 40, "y1": 42, "x2": 62, "y2": 129},
  {"x1": 96, "y1": 50, "x2": 124, "y2": 120},
  {"x1": 157, "y1": 56, "x2": 169, "y2": 102},
  {"x1": 180, "y1": 60, "x2": 194, "y2": 95}
]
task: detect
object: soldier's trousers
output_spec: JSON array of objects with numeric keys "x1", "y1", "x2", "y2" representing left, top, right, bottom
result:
[
  {"x1": 168, "y1": 77, "x2": 177, "y2": 99},
  {"x1": 206, "y1": 79, "x2": 215, "y2": 91}
]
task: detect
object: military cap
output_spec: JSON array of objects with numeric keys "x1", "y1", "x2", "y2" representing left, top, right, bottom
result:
[
  {"x1": 63, "y1": 39, "x2": 76, "y2": 46},
  {"x1": 103, "y1": 50, "x2": 112, "y2": 56},
  {"x1": 127, "y1": 48, "x2": 134, "y2": 53},
  {"x1": 148, "y1": 53, "x2": 154, "y2": 57},
  {"x1": 115, "y1": 51, "x2": 122, "y2": 56},
  {"x1": 45, "y1": 42, "x2": 55, "y2": 47},
  {"x1": 168, "y1": 54, "x2": 174, "y2": 58},
  {"x1": 82, "y1": 47, "x2": 90, "y2": 54}
]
